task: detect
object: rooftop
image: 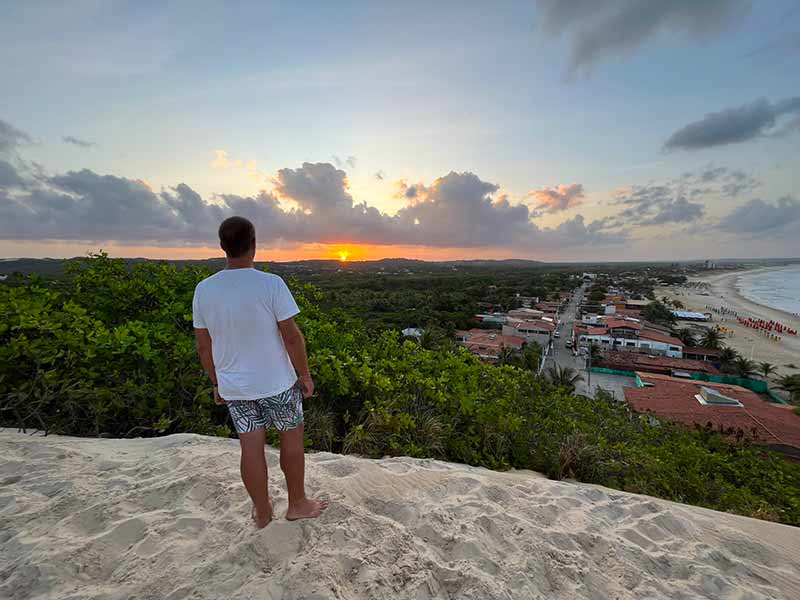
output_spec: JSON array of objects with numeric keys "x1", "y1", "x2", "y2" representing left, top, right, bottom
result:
[
  {"x1": 599, "y1": 351, "x2": 720, "y2": 375},
  {"x1": 624, "y1": 373, "x2": 800, "y2": 450},
  {"x1": 638, "y1": 330, "x2": 684, "y2": 347}
]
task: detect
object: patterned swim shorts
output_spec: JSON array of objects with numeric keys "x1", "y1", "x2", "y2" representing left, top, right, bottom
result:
[{"x1": 226, "y1": 383, "x2": 304, "y2": 434}]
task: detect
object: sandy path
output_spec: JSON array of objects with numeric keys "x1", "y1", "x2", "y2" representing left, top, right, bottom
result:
[
  {"x1": 657, "y1": 267, "x2": 800, "y2": 379},
  {"x1": 2, "y1": 431, "x2": 800, "y2": 599}
]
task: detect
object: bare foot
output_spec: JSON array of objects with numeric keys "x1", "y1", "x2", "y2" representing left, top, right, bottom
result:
[
  {"x1": 251, "y1": 497, "x2": 273, "y2": 529},
  {"x1": 286, "y1": 497, "x2": 329, "y2": 521}
]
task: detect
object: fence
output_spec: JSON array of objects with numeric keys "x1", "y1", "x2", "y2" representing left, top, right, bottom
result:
[{"x1": 589, "y1": 366, "x2": 637, "y2": 377}]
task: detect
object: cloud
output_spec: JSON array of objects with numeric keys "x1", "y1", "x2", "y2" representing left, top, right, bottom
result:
[
  {"x1": 0, "y1": 118, "x2": 33, "y2": 156},
  {"x1": 664, "y1": 96, "x2": 800, "y2": 151},
  {"x1": 0, "y1": 160, "x2": 25, "y2": 188},
  {"x1": 0, "y1": 162, "x2": 627, "y2": 251},
  {"x1": 717, "y1": 196, "x2": 800, "y2": 236},
  {"x1": 62, "y1": 135, "x2": 95, "y2": 148},
  {"x1": 211, "y1": 150, "x2": 242, "y2": 169},
  {"x1": 611, "y1": 183, "x2": 705, "y2": 227},
  {"x1": 642, "y1": 196, "x2": 704, "y2": 225},
  {"x1": 331, "y1": 155, "x2": 357, "y2": 169},
  {"x1": 535, "y1": 0, "x2": 749, "y2": 76},
  {"x1": 0, "y1": 119, "x2": 628, "y2": 252},
  {"x1": 608, "y1": 165, "x2": 760, "y2": 229},
  {"x1": 528, "y1": 183, "x2": 585, "y2": 213},
  {"x1": 210, "y1": 150, "x2": 267, "y2": 184}
]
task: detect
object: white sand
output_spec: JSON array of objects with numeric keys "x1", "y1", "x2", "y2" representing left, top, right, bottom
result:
[
  {"x1": 657, "y1": 267, "x2": 800, "y2": 379},
  {"x1": 2, "y1": 431, "x2": 799, "y2": 600}
]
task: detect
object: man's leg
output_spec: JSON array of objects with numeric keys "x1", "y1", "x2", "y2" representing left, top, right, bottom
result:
[
  {"x1": 279, "y1": 423, "x2": 329, "y2": 520},
  {"x1": 238, "y1": 428, "x2": 272, "y2": 528}
]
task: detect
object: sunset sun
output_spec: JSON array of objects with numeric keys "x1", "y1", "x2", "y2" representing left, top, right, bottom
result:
[{"x1": 338, "y1": 251, "x2": 349, "y2": 262}]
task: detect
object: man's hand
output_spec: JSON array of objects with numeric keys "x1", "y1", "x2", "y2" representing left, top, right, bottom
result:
[
  {"x1": 213, "y1": 387, "x2": 226, "y2": 405},
  {"x1": 298, "y1": 375, "x2": 315, "y2": 398}
]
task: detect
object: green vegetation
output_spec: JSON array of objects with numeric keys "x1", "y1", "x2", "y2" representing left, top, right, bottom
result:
[
  {"x1": 2, "y1": 254, "x2": 800, "y2": 526},
  {"x1": 546, "y1": 365, "x2": 584, "y2": 393},
  {"x1": 758, "y1": 362, "x2": 777, "y2": 380},
  {"x1": 776, "y1": 375, "x2": 800, "y2": 404},
  {"x1": 674, "y1": 328, "x2": 697, "y2": 347},
  {"x1": 700, "y1": 327, "x2": 725, "y2": 350},
  {"x1": 642, "y1": 300, "x2": 677, "y2": 326}
]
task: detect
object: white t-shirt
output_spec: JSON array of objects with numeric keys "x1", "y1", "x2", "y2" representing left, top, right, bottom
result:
[{"x1": 192, "y1": 268, "x2": 300, "y2": 400}]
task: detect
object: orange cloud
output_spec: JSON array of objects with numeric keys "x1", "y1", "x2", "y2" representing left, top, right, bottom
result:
[{"x1": 528, "y1": 183, "x2": 585, "y2": 213}]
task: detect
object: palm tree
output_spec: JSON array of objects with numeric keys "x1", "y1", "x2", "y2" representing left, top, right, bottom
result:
[
  {"x1": 718, "y1": 347, "x2": 739, "y2": 374},
  {"x1": 700, "y1": 327, "x2": 725, "y2": 350},
  {"x1": 521, "y1": 342, "x2": 542, "y2": 372},
  {"x1": 547, "y1": 365, "x2": 584, "y2": 393},
  {"x1": 497, "y1": 346, "x2": 520, "y2": 367},
  {"x1": 417, "y1": 327, "x2": 443, "y2": 350},
  {"x1": 674, "y1": 328, "x2": 697, "y2": 347},
  {"x1": 733, "y1": 356, "x2": 756, "y2": 379},
  {"x1": 758, "y1": 362, "x2": 777, "y2": 380},
  {"x1": 776, "y1": 375, "x2": 800, "y2": 403}
]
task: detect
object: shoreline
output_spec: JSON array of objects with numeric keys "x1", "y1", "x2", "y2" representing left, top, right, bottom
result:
[{"x1": 657, "y1": 267, "x2": 800, "y2": 378}]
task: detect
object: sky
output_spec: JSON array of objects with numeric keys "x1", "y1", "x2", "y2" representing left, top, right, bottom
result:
[{"x1": 1, "y1": 0, "x2": 799, "y2": 262}]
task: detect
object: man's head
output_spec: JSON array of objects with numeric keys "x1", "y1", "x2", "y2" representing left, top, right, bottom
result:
[{"x1": 219, "y1": 216, "x2": 256, "y2": 259}]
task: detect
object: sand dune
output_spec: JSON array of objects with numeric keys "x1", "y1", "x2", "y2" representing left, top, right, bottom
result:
[{"x1": 1, "y1": 431, "x2": 799, "y2": 599}]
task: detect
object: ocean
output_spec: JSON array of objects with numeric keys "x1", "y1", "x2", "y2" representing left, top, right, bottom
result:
[{"x1": 738, "y1": 266, "x2": 800, "y2": 316}]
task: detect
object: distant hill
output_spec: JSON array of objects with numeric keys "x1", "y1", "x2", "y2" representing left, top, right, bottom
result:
[{"x1": 2, "y1": 255, "x2": 798, "y2": 278}]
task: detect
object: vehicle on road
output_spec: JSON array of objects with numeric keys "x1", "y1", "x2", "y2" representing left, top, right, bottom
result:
[
  {"x1": 554, "y1": 331, "x2": 560, "y2": 338},
  {"x1": 565, "y1": 339, "x2": 572, "y2": 348}
]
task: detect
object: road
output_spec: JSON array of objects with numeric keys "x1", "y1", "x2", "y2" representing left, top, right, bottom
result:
[{"x1": 546, "y1": 283, "x2": 635, "y2": 400}]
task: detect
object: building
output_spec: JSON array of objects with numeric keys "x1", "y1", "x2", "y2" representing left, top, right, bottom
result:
[
  {"x1": 401, "y1": 327, "x2": 423, "y2": 338},
  {"x1": 624, "y1": 372, "x2": 800, "y2": 459},
  {"x1": 574, "y1": 316, "x2": 684, "y2": 358},
  {"x1": 514, "y1": 294, "x2": 539, "y2": 308},
  {"x1": 507, "y1": 308, "x2": 545, "y2": 320},
  {"x1": 597, "y1": 351, "x2": 720, "y2": 376},
  {"x1": 683, "y1": 347, "x2": 722, "y2": 363},
  {"x1": 502, "y1": 318, "x2": 554, "y2": 347},
  {"x1": 671, "y1": 309, "x2": 711, "y2": 322},
  {"x1": 474, "y1": 313, "x2": 507, "y2": 325},
  {"x1": 454, "y1": 329, "x2": 525, "y2": 361}
]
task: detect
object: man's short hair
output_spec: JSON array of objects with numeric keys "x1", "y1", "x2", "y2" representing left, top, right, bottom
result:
[{"x1": 219, "y1": 216, "x2": 255, "y2": 258}]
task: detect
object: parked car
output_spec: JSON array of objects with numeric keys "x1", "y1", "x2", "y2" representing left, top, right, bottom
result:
[
  {"x1": 565, "y1": 339, "x2": 572, "y2": 348},
  {"x1": 554, "y1": 331, "x2": 561, "y2": 338}
]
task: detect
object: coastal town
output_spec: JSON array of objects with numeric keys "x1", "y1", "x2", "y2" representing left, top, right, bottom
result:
[{"x1": 441, "y1": 268, "x2": 800, "y2": 460}]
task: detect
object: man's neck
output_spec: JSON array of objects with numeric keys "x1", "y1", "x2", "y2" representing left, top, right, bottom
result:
[{"x1": 225, "y1": 257, "x2": 254, "y2": 270}]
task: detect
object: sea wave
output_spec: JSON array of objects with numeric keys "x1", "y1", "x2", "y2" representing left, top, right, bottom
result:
[{"x1": 737, "y1": 266, "x2": 800, "y2": 316}]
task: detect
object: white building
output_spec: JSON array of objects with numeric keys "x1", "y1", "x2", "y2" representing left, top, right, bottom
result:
[
  {"x1": 503, "y1": 318, "x2": 554, "y2": 348},
  {"x1": 576, "y1": 317, "x2": 684, "y2": 358}
]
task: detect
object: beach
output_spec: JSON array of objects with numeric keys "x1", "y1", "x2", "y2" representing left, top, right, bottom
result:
[
  {"x1": 3, "y1": 431, "x2": 800, "y2": 599},
  {"x1": 657, "y1": 266, "x2": 800, "y2": 379}
]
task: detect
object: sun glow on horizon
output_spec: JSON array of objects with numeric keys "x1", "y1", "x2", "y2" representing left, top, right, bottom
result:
[{"x1": 338, "y1": 251, "x2": 349, "y2": 262}]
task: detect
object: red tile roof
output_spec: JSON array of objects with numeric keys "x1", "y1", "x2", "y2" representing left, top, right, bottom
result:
[
  {"x1": 684, "y1": 346, "x2": 723, "y2": 357},
  {"x1": 508, "y1": 319, "x2": 556, "y2": 332},
  {"x1": 638, "y1": 329, "x2": 684, "y2": 347},
  {"x1": 603, "y1": 318, "x2": 643, "y2": 330},
  {"x1": 455, "y1": 329, "x2": 525, "y2": 357},
  {"x1": 624, "y1": 373, "x2": 800, "y2": 449},
  {"x1": 599, "y1": 351, "x2": 720, "y2": 375}
]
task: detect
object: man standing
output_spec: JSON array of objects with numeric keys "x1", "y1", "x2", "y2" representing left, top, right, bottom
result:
[{"x1": 192, "y1": 216, "x2": 328, "y2": 528}]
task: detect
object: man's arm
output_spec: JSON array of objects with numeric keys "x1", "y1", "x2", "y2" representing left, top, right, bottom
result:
[
  {"x1": 195, "y1": 328, "x2": 224, "y2": 405},
  {"x1": 278, "y1": 317, "x2": 314, "y2": 398}
]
